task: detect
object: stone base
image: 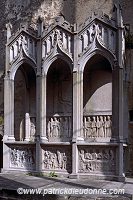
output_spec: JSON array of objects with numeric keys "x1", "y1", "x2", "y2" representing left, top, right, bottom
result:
[
  {"x1": 40, "y1": 136, "x2": 48, "y2": 142},
  {"x1": 69, "y1": 173, "x2": 79, "y2": 179}
]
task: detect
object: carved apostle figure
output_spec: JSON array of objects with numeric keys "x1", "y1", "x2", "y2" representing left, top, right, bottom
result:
[
  {"x1": 91, "y1": 116, "x2": 97, "y2": 137},
  {"x1": 47, "y1": 118, "x2": 52, "y2": 137},
  {"x1": 96, "y1": 116, "x2": 100, "y2": 137},
  {"x1": 98, "y1": 116, "x2": 104, "y2": 137},
  {"x1": 105, "y1": 116, "x2": 112, "y2": 137},
  {"x1": 54, "y1": 117, "x2": 60, "y2": 137},
  {"x1": 85, "y1": 117, "x2": 92, "y2": 138}
]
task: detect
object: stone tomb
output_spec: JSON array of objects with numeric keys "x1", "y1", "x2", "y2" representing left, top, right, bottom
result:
[{"x1": 3, "y1": 10, "x2": 126, "y2": 180}]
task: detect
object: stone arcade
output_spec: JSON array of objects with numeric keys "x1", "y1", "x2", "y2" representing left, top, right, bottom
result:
[{"x1": 3, "y1": 7, "x2": 126, "y2": 181}]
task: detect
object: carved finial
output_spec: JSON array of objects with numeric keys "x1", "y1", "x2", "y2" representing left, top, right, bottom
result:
[
  {"x1": 55, "y1": 13, "x2": 65, "y2": 25},
  {"x1": 37, "y1": 16, "x2": 44, "y2": 37},
  {"x1": 6, "y1": 22, "x2": 12, "y2": 42}
]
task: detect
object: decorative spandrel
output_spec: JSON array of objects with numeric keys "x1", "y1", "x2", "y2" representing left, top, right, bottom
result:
[
  {"x1": 10, "y1": 146, "x2": 35, "y2": 170},
  {"x1": 78, "y1": 147, "x2": 116, "y2": 174},
  {"x1": 78, "y1": 19, "x2": 116, "y2": 57},
  {"x1": 83, "y1": 115, "x2": 112, "y2": 140},
  {"x1": 9, "y1": 32, "x2": 37, "y2": 65},
  {"x1": 42, "y1": 27, "x2": 72, "y2": 60},
  {"x1": 42, "y1": 146, "x2": 72, "y2": 173}
]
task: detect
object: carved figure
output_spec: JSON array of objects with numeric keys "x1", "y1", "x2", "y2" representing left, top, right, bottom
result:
[
  {"x1": 91, "y1": 116, "x2": 97, "y2": 137},
  {"x1": 62, "y1": 153, "x2": 67, "y2": 169},
  {"x1": 90, "y1": 24, "x2": 96, "y2": 42},
  {"x1": 50, "y1": 117, "x2": 60, "y2": 137},
  {"x1": 105, "y1": 116, "x2": 112, "y2": 137},
  {"x1": 103, "y1": 149, "x2": 110, "y2": 160},
  {"x1": 57, "y1": 150, "x2": 62, "y2": 168},
  {"x1": 30, "y1": 121, "x2": 36, "y2": 140},
  {"x1": 85, "y1": 117, "x2": 92, "y2": 138},
  {"x1": 80, "y1": 150, "x2": 86, "y2": 171},
  {"x1": 98, "y1": 116, "x2": 104, "y2": 137},
  {"x1": 97, "y1": 24, "x2": 102, "y2": 40},
  {"x1": 10, "y1": 148, "x2": 35, "y2": 169},
  {"x1": 79, "y1": 148, "x2": 115, "y2": 173}
]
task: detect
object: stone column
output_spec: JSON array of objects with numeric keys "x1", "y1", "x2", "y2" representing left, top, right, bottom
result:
[
  {"x1": 4, "y1": 76, "x2": 15, "y2": 141},
  {"x1": 112, "y1": 64, "x2": 125, "y2": 181},
  {"x1": 24, "y1": 113, "x2": 30, "y2": 141},
  {"x1": 40, "y1": 74, "x2": 48, "y2": 142},
  {"x1": 72, "y1": 71, "x2": 84, "y2": 142},
  {"x1": 70, "y1": 70, "x2": 83, "y2": 178},
  {"x1": 36, "y1": 73, "x2": 48, "y2": 172}
]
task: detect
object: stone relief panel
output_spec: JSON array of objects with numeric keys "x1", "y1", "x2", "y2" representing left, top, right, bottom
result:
[
  {"x1": 83, "y1": 115, "x2": 112, "y2": 139},
  {"x1": 78, "y1": 19, "x2": 116, "y2": 57},
  {"x1": 9, "y1": 32, "x2": 37, "y2": 64},
  {"x1": 42, "y1": 27, "x2": 72, "y2": 59},
  {"x1": 47, "y1": 116, "x2": 72, "y2": 142},
  {"x1": 10, "y1": 146, "x2": 35, "y2": 170},
  {"x1": 78, "y1": 146, "x2": 116, "y2": 174},
  {"x1": 42, "y1": 146, "x2": 72, "y2": 173}
]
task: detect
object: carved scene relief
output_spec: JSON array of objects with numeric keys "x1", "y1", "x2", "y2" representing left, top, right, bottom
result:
[
  {"x1": 10, "y1": 146, "x2": 35, "y2": 170},
  {"x1": 83, "y1": 115, "x2": 112, "y2": 139},
  {"x1": 42, "y1": 146, "x2": 72, "y2": 173},
  {"x1": 79, "y1": 147, "x2": 116, "y2": 174},
  {"x1": 47, "y1": 116, "x2": 72, "y2": 141}
]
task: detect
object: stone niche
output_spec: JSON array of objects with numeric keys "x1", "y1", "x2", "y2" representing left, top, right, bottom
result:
[
  {"x1": 46, "y1": 59, "x2": 72, "y2": 142},
  {"x1": 42, "y1": 145, "x2": 72, "y2": 173},
  {"x1": 9, "y1": 145, "x2": 35, "y2": 170},
  {"x1": 83, "y1": 55, "x2": 112, "y2": 116},
  {"x1": 78, "y1": 146, "x2": 116, "y2": 175}
]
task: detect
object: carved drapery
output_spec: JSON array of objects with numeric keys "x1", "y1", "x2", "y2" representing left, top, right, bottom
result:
[
  {"x1": 46, "y1": 116, "x2": 72, "y2": 141},
  {"x1": 83, "y1": 115, "x2": 112, "y2": 139}
]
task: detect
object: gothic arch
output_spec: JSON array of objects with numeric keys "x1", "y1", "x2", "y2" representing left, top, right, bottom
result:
[
  {"x1": 9, "y1": 58, "x2": 37, "y2": 80},
  {"x1": 78, "y1": 49, "x2": 115, "y2": 73},
  {"x1": 42, "y1": 54, "x2": 73, "y2": 76}
]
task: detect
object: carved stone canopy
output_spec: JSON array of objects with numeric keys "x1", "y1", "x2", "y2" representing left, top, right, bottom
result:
[{"x1": 6, "y1": 11, "x2": 124, "y2": 78}]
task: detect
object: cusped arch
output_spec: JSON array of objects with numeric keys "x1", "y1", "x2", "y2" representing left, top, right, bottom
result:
[
  {"x1": 79, "y1": 49, "x2": 116, "y2": 73},
  {"x1": 42, "y1": 54, "x2": 73, "y2": 76},
  {"x1": 9, "y1": 58, "x2": 37, "y2": 80}
]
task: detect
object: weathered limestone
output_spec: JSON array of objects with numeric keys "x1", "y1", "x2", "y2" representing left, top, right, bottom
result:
[{"x1": 2, "y1": 7, "x2": 126, "y2": 181}]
